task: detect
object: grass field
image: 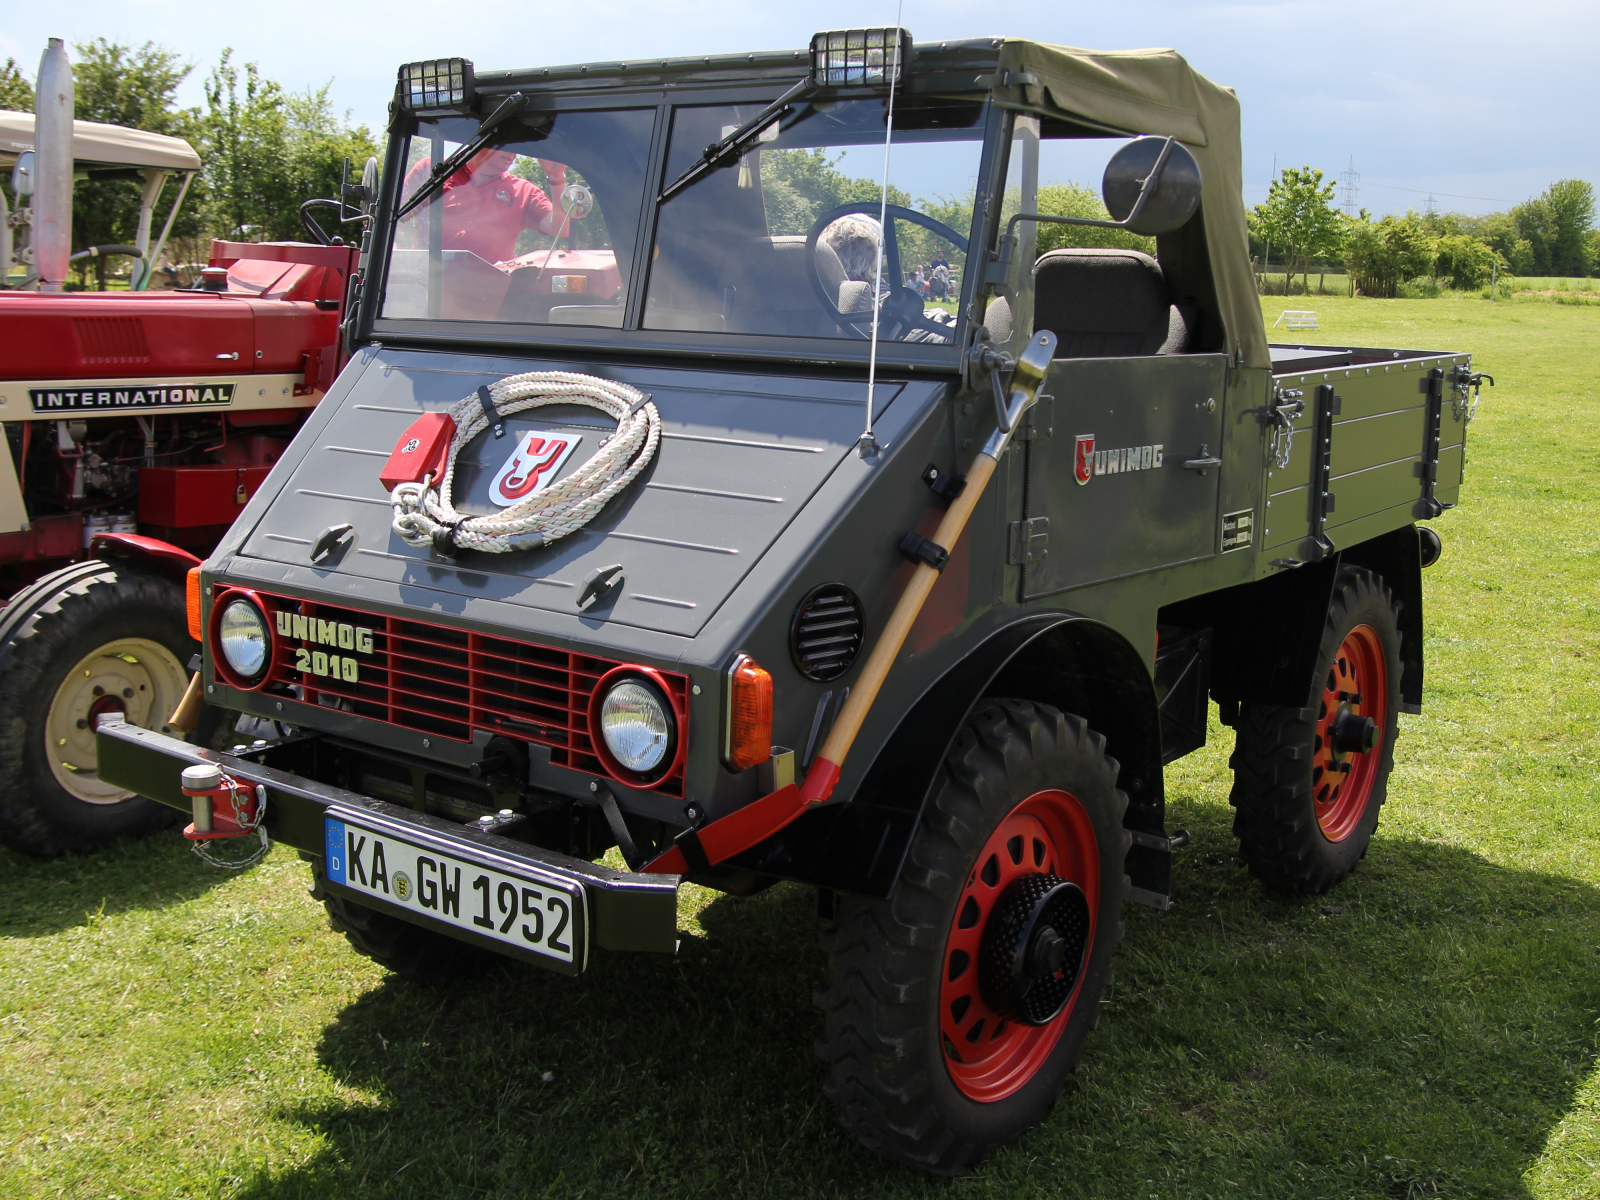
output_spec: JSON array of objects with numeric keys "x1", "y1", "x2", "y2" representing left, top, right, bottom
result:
[{"x1": 2, "y1": 295, "x2": 1598, "y2": 1198}]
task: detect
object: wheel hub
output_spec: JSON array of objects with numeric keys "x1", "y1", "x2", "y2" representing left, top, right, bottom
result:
[
  {"x1": 939, "y1": 788, "x2": 1100, "y2": 1103},
  {"x1": 978, "y1": 874, "x2": 1090, "y2": 1026},
  {"x1": 1311, "y1": 623, "x2": 1389, "y2": 841},
  {"x1": 1331, "y1": 705, "x2": 1376, "y2": 756},
  {"x1": 44, "y1": 638, "x2": 189, "y2": 804}
]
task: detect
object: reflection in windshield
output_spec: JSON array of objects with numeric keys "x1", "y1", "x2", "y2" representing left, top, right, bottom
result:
[
  {"x1": 382, "y1": 108, "x2": 654, "y2": 326},
  {"x1": 646, "y1": 99, "x2": 985, "y2": 343}
]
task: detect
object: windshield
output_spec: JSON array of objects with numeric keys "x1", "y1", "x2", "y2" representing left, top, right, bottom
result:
[
  {"x1": 645, "y1": 97, "x2": 986, "y2": 343},
  {"x1": 381, "y1": 108, "x2": 655, "y2": 326}
]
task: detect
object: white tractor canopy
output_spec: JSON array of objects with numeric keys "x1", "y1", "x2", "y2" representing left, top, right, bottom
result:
[
  {"x1": 0, "y1": 110, "x2": 201, "y2": 289},
  {"x1": 0, "y1": 109, "x2": 201, "y2": 172}
]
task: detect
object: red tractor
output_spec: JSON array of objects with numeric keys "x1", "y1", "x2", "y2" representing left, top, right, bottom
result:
[{"x1": 0, "y1": 55, "x2": 369, "y2": 855}]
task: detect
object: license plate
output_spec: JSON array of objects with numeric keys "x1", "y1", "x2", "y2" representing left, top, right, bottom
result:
[{"x1": 324, "y1": 811, "x2": 585, "y2": 969}]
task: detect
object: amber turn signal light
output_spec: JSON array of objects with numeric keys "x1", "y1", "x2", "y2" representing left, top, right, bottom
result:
[
  {"x1": 185, "y1": 567, "x2": 203, "y2": 641},
  {"x1": 725, "y1": 655, "x2": 773, "y2": 771}
]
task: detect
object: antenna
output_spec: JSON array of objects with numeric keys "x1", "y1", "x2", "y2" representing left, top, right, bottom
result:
[
  {"x1": 859, "y1": 6, "x2": 904, "y2": 460},
  {"x1": 1340, "y1": 156, "x2": 1360, "y2": 214}
]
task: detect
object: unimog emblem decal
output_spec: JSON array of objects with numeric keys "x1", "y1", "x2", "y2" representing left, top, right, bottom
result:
[
  {"x1": 489, "y1": 431, "x2": 583, "y2": 507},
  {"x1": 1075, "y1": 435, "x2": 1095, "y2": 485},
  {"x1": 1073, "y1": 435, "x2": 1164, "y2": 483}
]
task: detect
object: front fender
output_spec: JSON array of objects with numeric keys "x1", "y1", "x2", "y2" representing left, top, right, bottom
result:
[
  {"x1": 89, "y1": 532, "x2": 200, "y2": 582},
  {"x1": 731, "y1": 613, "x2": 1167, "y2": 899}
]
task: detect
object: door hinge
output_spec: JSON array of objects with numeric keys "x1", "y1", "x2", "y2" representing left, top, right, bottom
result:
[
  {"x1": 1017, "y1": 396, "x2": 1053, "y2": 440},
  {"x1": 1007, "y1": 516, "x2": 1049, "y2": 564}
]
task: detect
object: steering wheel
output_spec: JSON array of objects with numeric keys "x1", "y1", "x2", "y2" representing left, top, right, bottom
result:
[{"x1": 804, "y1": 202, "x2": 967, "y2": 341}]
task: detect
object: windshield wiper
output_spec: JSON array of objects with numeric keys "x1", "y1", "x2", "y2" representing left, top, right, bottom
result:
[
  {"x1": 396, "y1": 92, "x2": 533, "y2": 221},
  {"x1": 657, "y1": 76, "x2": 815, "y2": 204}
]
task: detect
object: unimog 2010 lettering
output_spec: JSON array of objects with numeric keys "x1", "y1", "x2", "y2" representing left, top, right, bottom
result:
[{"x1": 96, "y1": 32, "x2": 1485, "y2": 1173}]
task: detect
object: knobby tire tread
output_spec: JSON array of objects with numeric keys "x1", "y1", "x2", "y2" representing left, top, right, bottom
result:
[
  {"x1": 1228, "y1": 565, "x2": 1403, "y2": 894},
  {"x1": 315, "y1": 877, "x2": 489, "y2": 985},
  {"x1": 813, "y1": 699, "x2": 1129, "y2": 1174},
  {"x1": 0, "y1": 563, "x2": 203, "y2": 857}
]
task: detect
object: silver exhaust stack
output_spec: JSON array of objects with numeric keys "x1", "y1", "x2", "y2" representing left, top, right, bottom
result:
[{"x1": 33, "y1": 38, "x2": 74, "y2": 293}]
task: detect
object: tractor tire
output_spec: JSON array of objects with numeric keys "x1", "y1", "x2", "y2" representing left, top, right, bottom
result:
[
  {"x1": 814, "y1": 699, "x2": 1129, "y2": 1175},
  {"x1": 0, "y1": 561, "x2": 234, "y2": 857},
  {"x1": 1228, "y1": 564, "x2": 1403, "y2": 893},
  {"x1": 316, "y1": 882, "x2": 490, "y2": 985}
]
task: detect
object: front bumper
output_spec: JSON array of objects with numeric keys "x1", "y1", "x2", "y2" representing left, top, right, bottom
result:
[{"x1": 95, "y1": 717, "x2": 681, "y2": 959}]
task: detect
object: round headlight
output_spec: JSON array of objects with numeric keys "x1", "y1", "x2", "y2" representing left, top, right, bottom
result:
[
  {"x1": 599, "y1": 679, "x2": 672, "y2": 774},
  {"x1": 218, "y1": 599, "x2": 270, "y2": 679}
]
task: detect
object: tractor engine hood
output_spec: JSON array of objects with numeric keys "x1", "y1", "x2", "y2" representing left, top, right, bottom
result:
[{"x1": 235, "y1": 347, "x2": 920, "y2": 638}]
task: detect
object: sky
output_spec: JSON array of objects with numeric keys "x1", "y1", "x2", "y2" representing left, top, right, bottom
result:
[{"x1": 2, "y1": 0, "x2": 1594, "y2": 217}]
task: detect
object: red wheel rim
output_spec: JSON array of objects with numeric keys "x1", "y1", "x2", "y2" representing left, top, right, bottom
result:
[
  {"x1": 940, "y1": 789, "x2": 1099, "y2": 1103},
  {"x1": 1312, "y1": 624, "x2": 1388, "y2": 842}
]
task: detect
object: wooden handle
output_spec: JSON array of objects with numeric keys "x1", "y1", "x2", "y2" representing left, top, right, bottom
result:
[
  {"x1": 816, "y1": 451, "x2": 1000, "y2": 769},
  {"x1": 168, "y1": 672, "x2": 204, "y2": 736}
]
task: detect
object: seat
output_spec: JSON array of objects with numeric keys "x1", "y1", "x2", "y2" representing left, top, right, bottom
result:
[
  {"x1": 1032, "y1": 247, "x2": 1190, "y2": 358},
  {"x1": 722, "y1": 236, "x2": 851, "y2": 336}
]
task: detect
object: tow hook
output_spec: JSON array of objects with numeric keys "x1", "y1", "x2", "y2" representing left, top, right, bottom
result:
[{"x1": 181, "y1": 762, "x2": 270, "y2": 869}]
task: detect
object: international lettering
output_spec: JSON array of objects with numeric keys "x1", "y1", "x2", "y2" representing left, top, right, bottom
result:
[{"x1": 29, "y1": 382, "x2": 236, "y2": 413}]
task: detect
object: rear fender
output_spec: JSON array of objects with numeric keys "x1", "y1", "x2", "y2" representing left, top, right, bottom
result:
[
  {"x1": 1342, "y1": 525, "x2": 1424, "y2": 711},
  {"x1": 89, "y1": 532, "x2": 200, "y2": 582},
  {"x1": 730, "y1": 614, "x2": 1170, "y2": 900},
  {"x1": 1165, "y1": 525, "x2": 1423, "y2": 714}
]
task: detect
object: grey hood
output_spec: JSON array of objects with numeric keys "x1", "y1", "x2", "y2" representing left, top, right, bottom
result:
[{"x1": 236, "y1": 348, "x2": 904, "y2": 639}]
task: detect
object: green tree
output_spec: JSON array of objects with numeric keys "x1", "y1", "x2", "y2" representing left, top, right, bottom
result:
[
  {"x1": 202, "y1": 51, "x2": 294, "y2": 241},
  {"x1": 1536, "y1": 179, "x2": 1595, "y2": 276},
  {"x1": 70, "y1": 39, "x2": 198, "y2": 288},
  {"x1": 1460, "y1": 209, "x2": 1535, "y2": 275},
  {"x1": 1343, "y1": 210, "x2": 1434, "y2": 298},
  {"x1": 200, "y1": 50, "x2": 377, "y2": 245},
  {"x1": 1250, "y1": 166, "x2": 1343, "y2": 294},
  {"x1": 282, "y1": 85, "x2": 380, "y2": 241},
  {"x1": 1432, "y1": 233, "x2": 1499, "y2": 290},
  {"x1": 0, "y1": 58, "x2": 32, "y2": 111},
  {"x1": 759, "y1": 147, "x2": 909, "y2": 236}
]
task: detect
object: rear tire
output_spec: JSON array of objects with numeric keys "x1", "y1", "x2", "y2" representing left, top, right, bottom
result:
[
  {"x1": 814, "y1": 699, "x2": 1129, "y2": 1174},
  {"x1": 0, "y1": 562, "x2": 232, "y2": 857},
  {"x1": 1228, "y1": 565, "x2": 1403, "y2": 893}
]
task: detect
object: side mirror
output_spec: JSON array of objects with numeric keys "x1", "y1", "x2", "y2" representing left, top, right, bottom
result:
[
  {"x1": 1102, "y1": 136, "x2": 1202, "y2": 236},
  {"x1": 992, "y1": 136, "x2": 1205, "y2": 288},
  {"x1": 12, "y1": 151, "x2": 35, "y2": 198},
  {"x1": 360, "y1": 157, "x2": 380, "y2": 215}
]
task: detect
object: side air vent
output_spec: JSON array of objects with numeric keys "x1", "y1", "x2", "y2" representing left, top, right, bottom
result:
[
  {"x1": 790, "y1": 583, "x2": 864, "y2": 682},
  {"x1": 74, "y1": 317, "x2": 150, "y2": 365}
]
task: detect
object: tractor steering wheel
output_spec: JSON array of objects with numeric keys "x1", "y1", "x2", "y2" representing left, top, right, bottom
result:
[{"x1": 804, "y1": 202, "x2": 968, "y2": 342}]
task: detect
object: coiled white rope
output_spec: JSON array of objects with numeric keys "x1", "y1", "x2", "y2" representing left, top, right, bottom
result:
[{"x1": 390, "y1": 370, "x2": 660, "y2": 555}]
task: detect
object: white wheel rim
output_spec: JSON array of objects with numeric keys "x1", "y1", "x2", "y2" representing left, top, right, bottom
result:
[{"x1": 44, "y1": 637, "x2": 190, "y2": 804}]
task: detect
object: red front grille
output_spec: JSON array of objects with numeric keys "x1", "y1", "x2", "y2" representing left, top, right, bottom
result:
[{"x1": 228, "y1": 590, "x2": 688, "y2": 796}]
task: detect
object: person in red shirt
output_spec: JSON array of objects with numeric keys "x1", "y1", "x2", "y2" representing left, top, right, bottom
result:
[{"x1": 401, "y1": 148, "x2": 583, "y2": 263}]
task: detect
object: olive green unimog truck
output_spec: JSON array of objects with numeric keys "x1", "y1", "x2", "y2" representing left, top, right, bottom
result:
[{"x1": 94, "y1": 32, "x2": 1485, "y2": 1173}]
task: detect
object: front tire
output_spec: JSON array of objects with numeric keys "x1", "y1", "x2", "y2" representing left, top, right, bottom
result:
[
  {"x1": 315, "y1": 879, "x2": 489, "y2": 985},
  {"x1": 814, "y1": 700, "x2": 1129, "y2": 1174},
  {"x1": 0, "y1": 562, "x2": 230, "y2": 857},
  {"x1": 1228, "y1": 565, "x2": 1403, "y2": 893}
]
